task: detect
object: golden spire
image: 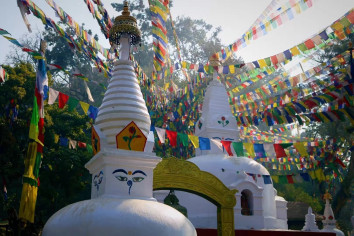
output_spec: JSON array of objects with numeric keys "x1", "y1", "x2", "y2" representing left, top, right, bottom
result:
[
  {"x1": 109, "y1": 1, "x2": 141, "y2": 46},
  {"x1": 323, "y1": 190, "x2": 332, "y2": 201}
]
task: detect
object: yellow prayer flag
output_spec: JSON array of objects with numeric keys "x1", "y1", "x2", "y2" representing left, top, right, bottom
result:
[
  {"x1": 331, "y1": 22, "x2": 343, "y2": 31},
  {"x1": 164, "y1": 83, "x2": 170, "y2": 91},
  {"x1": 188, "y1": 135, "x2": 199, "y2": 148},
  {"x1": 19, "y1": 142, "x2": 39, "y2": 223},
  {"x1": 293, "y1": 142, "x2": 308, "y2": 156},
  {"x1": 229, "y1": 65, "x2": 235, "y2": 74},
  {"x1": 80, "y1": 101, "x2": 90, "y2": 115},
  {"x1": 290, "y1": 46, "x2": 300, "y2": 56},
  {"x1": 182, "y1": 61, "x2": 187, "y2": 68},
  {"x1": 315, "y1": 169, "x2": 325, "y2": 182},
  {"x1": 54, "y1": 134, "x2": 59, "y2": 144},
  {"x1": 244, "y1": 143, "x2": 255, "y2": 158},
  {"x1": 19, "y1": 183, "x2": 38, "y2": 223},
  {"x1": 258, "y1": 59, "x2": 267, "y2": 68},
  {"x1": 271, "y1": 175, "x2": 279, "y2": 183},
  {"x1": 308, "y1": 170, "x2": 316, "y2": 180},
  {"x1": 265, "y1": 21, "x2": 271, "y2": 32}
]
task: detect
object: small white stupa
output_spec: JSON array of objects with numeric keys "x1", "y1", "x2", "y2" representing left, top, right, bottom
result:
[
  {"x1": 155, "y1": 60, "x2": 288, "y2": 230},
  {"x1": 302, "y1": 207, "x2": 319, "y2": 232},
  {"x1": 321, "y1": 191, "x2": 344, "y2": 236},
  {"x1": 42, "y1": 2, "x2": 196, "y2": 235}
]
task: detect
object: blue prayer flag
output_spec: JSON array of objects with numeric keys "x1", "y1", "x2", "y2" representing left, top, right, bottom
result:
[
  {"x1": 263, "y1": 175, "x2": 272, "y2": 184},
  {"x1": 199, "y1": 137, "x2": 211, "y2": 150}
]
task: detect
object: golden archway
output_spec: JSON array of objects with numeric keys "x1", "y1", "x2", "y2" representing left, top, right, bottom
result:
[{"x1": 153, "y1": 158, "x2": 237, "y2": 236}]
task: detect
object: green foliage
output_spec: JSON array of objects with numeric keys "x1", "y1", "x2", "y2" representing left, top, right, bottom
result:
[
  {"x1": 276, "y1": 184, "x2": 322, "y2": 212},
  {"x1": 0, "y1": 63, "x2": 92, "y2": 226}
]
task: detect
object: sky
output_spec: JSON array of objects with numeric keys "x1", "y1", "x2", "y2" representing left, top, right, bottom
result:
[{"x1": 0, "y1": 0, "x2": 353, "y2": 69}]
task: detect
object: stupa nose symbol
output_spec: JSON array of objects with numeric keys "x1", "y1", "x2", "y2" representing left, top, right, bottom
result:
[{"x1": 127, "y1": 180, "x2": 133, "y2": 194}]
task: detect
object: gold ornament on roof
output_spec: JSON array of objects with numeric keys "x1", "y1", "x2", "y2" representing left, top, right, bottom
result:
[
  {"x1": 209, "y1": 57, "x2": 221, "y2": 67},
  {"x1": 323, "y1": 190, "x2": 332, "y2": 201},
  {"x1": 109, "y1": 1, "x2": 141, "y2": 46}
]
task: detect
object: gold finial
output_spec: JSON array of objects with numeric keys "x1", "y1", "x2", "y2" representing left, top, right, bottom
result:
[
  {"x1": 109, "y1": 1, "x2": 141, "y2": 46},
  {"x1": 209, "y1": 56, "x2": 221, "y2": 68},
  {"x1": 323, "y1": 190, "x2": 332, "y2": 201},
  {"x1": 122, "y1": 1, "x2": 130, "y2": 16}
]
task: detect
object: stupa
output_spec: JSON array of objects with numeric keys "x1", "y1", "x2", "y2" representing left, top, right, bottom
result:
[
  {"x1": 154, "y1": 63, "x2": 288, "y2": 230},
  {"x1": 302, "y1": 207, "x2": 319, "y2": 232},
  {"x1": 42, "y1": 2, "x2": 196, "y2": 235},
  {"x1": 320, "y1": 191, "x2": 344, "y2": 236}
]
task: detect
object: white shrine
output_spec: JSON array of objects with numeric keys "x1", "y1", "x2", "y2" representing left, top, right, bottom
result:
[
  {"x1": 321, "y1": 191, "x2": 344, "y2": 236},
  {"x1": 302, "y1": 207, "x2": 320, "y2": 232},
  {"x1": 154, "y1": 63, "x2": 288, "y2": 230},
  {"x1": 42, "y1": 2, "x2": 196, "y2": 235}
]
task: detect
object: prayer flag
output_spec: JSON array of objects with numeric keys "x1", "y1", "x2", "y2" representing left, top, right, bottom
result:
[
  {"x1": 80, "y1": 101, "x2": 90, "y2": 114},
  {"x1": 244, "y1": 143, "x2": 255, "y2": 158},
  {"x1": 155, "y1": 127, "x2": 166, "y2": 144},
  {"x1": 263, "y1": 143, "x2": 276, "y2": 158},
  {"x1": 88, "y1": 105, "x2": 98, "y2": 120},
  {"x1": 293, "y1": 142, "x2": 308, "y2": 156},
  {"x1": 300, "y1": 173, "x2": 310, "y2": 182},
  {"x1": 166, "y1": 130, "x2": 177, "y2": 147},
  {"x1": 177, "y1": 133, "x2": 189, "y2": 147},
  {"x1": 211, "y1": 139, "x2": 223, "y2": 152},
  {"x1": 221, "y1": 140, "x2": 233, "y2": 156},
  {"x1": 48, "y1": 88, "x2": 59, "y2": 105},
  {"x1": 253, "y1": 143, "x2": 266, "y2": 158},
  {"x1": 199, "y1": 137, "x2": 210, "y2": 150},
  {"x1": 67, "y1": 97, "x2": 79, "y2": 111},
  {"x1": 188, "y1": 135, "x2": 199, "y2": 148},
  {"x1": 232, "y1": 142, "x2": 244, "y2": 157},
  {"x1": 58, "y1": 92, "x2": 69, "y2": 109},
  {"x1": 263, "y1": 175, "x2": 272, "y2": 184}
]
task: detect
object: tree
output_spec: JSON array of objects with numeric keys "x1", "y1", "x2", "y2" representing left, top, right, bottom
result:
[
  {"x1": 276, "y1": 184, "x2": 322, "y2": 212},
  {"x1": 0, "y1": 63, "x2": 92, "y2": 232},
  {"x1": 303, "y1": 35, "x2": 354, "y2": 232}
]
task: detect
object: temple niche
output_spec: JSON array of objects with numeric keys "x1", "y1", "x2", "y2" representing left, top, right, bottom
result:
[{"x1": 154, "y1": 67, "x2": 288, "y2": 230}]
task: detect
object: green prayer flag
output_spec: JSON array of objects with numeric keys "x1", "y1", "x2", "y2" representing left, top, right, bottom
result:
[
  {"x1": 297, "y1": 43, "x2": 308, "y2": 52},
  {"x1": 177, "y1": 133, "x2": 189, "y2": 147},
  {"x1": 67, "y1": 97, "x2": 79, "y2": 112},
  {"x1": 232, "y1": 142, "x2": 244, "y2": 157},
  {"x1": 279, "y1": 175, "x2": 288, "y2": 184},
  {"x1": 264, "y1": 57, "x2": 271, "y2": 66},
  {"x1": 29, "y1": 96, "x2": 39, "y2": 140},
  {"x1": 280, "y1": 143, "x2": 293, "y2": 149},
  {"x1": 86, "y1": 144, "x2": 93, "y2": 153}
]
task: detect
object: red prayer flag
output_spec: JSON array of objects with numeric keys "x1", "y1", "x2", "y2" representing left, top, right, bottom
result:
[
  {"x1": 58, "y1": 92, "x2": 69, "y2": 109},
  {"x1": 304, "y1": 39, "x2": 315, "y2": 50},
  {"x1": 273, "y1": 144, "x2": 287, "y2": 158},
  {"x1": 286, "y1": 175, "x2": 294, "y2": 184},
  {"x1": 221, "y1": 140, "x2": 233, "y2": 156},
  {"x1": 166, "y1": 130, "x2": 177, "y2": 147},
  {"x1": 78, "y1": 142, "x2": 87, "y2": 148},
  {"x1": 347, "y1": 11, "x2": 354, "y2": 24}
]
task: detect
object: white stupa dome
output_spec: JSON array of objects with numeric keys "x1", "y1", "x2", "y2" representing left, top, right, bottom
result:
[
  {"x1": 188, "y1": 154, "x2": 270, "y2": 187},
  {"x1": 155, "y1": 68, "x2": 287, "y2": 230},
  {"x1": 43, "y1": 198, "x2": 196, "y2": 236}
]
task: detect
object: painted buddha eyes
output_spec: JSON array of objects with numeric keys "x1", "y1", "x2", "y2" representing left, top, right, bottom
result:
[
  {"x1": 115, "y1": 176, "x2": 144, "y2": 182},
  {"x1": 132, "y1": 177, "x2": 144, "y2": 182},
  {"x1": 116, "y1": 176, "x2": 128, "y2": 181},
  {"x1": 112, "y1": 168, "x2": 147, "y2": 195}
]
